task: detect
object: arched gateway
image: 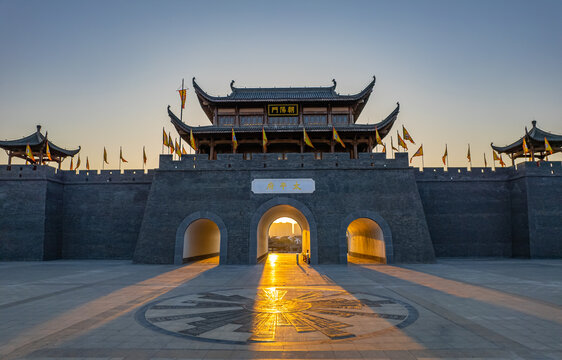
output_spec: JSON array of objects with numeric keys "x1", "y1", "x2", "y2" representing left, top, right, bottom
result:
[
  {"x1": 250, "y1": 197, "x2": 318, "y2": 265},
  {"x1": 174, "y1": 211, "x2": 228, "y2": 265}
]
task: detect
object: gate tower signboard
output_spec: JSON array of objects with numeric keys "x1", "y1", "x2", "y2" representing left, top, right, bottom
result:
[{"x1": 252, "y1": 179, "x2": 315, "y2": 194}]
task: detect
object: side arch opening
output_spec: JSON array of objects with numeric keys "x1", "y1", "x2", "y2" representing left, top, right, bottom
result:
[
  {"x1": 347, "y1": 218, "x2": 386, "y2": 264},
  {"x1": 183, "y1": 219, "x2": 220, "y2": 263},
  {"x1": 174, "y1": 211, "x2": 228, "y2": 265}
]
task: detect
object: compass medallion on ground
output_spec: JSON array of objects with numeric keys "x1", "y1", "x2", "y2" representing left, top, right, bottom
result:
[{"x1": 138, "y1": 287, "x2": 418, "y2": 344}]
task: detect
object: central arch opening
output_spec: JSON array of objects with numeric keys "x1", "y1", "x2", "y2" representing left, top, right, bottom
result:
[
  {"x1": 183, "y1": 219, "x2": 220, "y2": 263},
  {"x1": 347, "y1": 218, "x2": 386, "y2": 264},
  {"x1": 257, "y1": 205, "x2": 310, "y2": 263},
  {"x1": 268, "y1": 217, "x2": 302, "y2": 253}
]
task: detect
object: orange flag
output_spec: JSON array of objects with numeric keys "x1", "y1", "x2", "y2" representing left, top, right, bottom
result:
[
  {"x1": 410, "y1": 144, "x2": 423, "y2": 163},
  {"x1": 391, "y1": 137, "x2": 398, "y2": 152},
  {"x1": 103, "y1": 147, "x2": 109, "y2": 164},
  {"x1": 262, "y1": 127, "x2": 268, "y2": 152},
  {"x1": 181, "y1": 146, "x2": 187, "y2": 155},
  {"x1": 168, "y1": 132, "x2": 174, "y2": 153},
  {"x1": 75, "y1": 155, "x2": 81, "y2": 170},
  {"x1": 397, "y1": 131, "x2": 408, "y2": 150},
  {"x1": 232, "y1": 129, "x2": 238, "y2": 152},
  {"x1": 523, "y1": 138, "x2": 529, "y2": 154},
  {"x1": 46, "y1": 141, "x2": 53, "y2": 161},
  {"x1": 69, "y1": 157, "x2": 73, "y2": 170},
  {"x1": 467, "y1": 144, "x2": 471, "y2": 162},
  {"x1": 190, "y1": 129, "x2": 197, "y2": 151},
  {"x1": 178, "y1": 89, "x2": 187, "y2": 109},
  {"x1": 86, "y1": 157, "x2": 90, "y2": 170},
  {"x1": 499, "y1": 154, "x2": 506, "y2": 167},
  {"x1": 175, "y1": 139, "x2": 181, "y2": 157},
  {"x1": 26, "y1": 144, "x2": 36, "y2": 163},
  {"x1": 545, "y1": 137, "x2": 553, "y2": 155},
  {"x1": 375, "y1": 127, "x2": 383, "y2": 145},
  {"x1": 303, "y1": 128, "x2": 314, "y2": 148},
  {"x1": 403, "y1": 125, "x2": 415, "y2": 144},
  {"x1": 143, "y1": 146, "x2": 147, "y2": 164},
  {"x1": 163, "y1": 128, "x2": 169, "y2": 147},
  {"x1": 120, "y1": 147, "x2": 128, "y2": 163},
  {"x1": 442, "y1": 145, "x2": 448, "y2": 166},
  {"x1": 333, "y1": 127, "x2": 345, "y2": 148}
]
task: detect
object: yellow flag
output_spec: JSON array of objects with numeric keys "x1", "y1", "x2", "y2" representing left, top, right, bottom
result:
[
  {"x1": 332, "y1": 127, "x2": 345, "y2": 148},
  {"x1": 403, "y1": 125, "x2": 415, "y2": 144},
  {"x1": 75, "y1": 155, "x2": 81, "y2": 170},
  {"x1": 86, "y1": 157, "x2": 90, "y2": 170},
  {"x1": 397, "y1": 131, "x2": 408, "y2": 150},
  {"x1": 410, "y1": 145, "x2": 423, "y2": 163},
  {"x1": 46, "y1": 141, "x2": 53, "y2": 161},
  {"x1": 178, "y1": 89, "x2": 187, "y2": 109},
  {"x1": 499, "y1": 154, "x2": 506, "y2": 167},
  {"x1": 120, "y1": 147, "x2": 128, "y2": 163},
  {"x1": 26, "y1": 144, "x2": 36, "y2": 163},
  {"x1": 143, "y1": 146, "x2": 147, "y2": 164},
  {"x1": 168, "y1": 132, "x2": 174, "y2": 153},
  {"x1": 232, "y1": 129, "x2": 238, "y2": 152},
  {"x1": 190, "y1": 129, "x2": 197, "y2": 151},
  {"x1": 375, "y1": 127, "x2": 383, "y2": 145},
  {"x1": 523, "y1": 138, "x2": 529, "y2": 154},
  {"x1": 442, "y1": 145, "x2": 448, "y2": 166},
  {"x1": 391, "y1": 137, "x2": 398, "y2": 151},
  {"x1": 493, "y1": 150, "x2": 500, "y2": 161},
  {"x1": 303, "y1": 128, "x2": 314, "y2": 148},
  {"x1": 163, "y1": 128, "x2": 169, "y2": 146},
  {"x1": 103, "y1": 147, "x2": 109, "y2": 164},
  {"x1": 262, "y1": 127, "x2": 268, "y2": 152},
  {"x1": 175, "y1": 140, "x2": 181, "y2": 157},
  {"x1": 545, "y1": 137, "x2": 553, "y2": 154}
]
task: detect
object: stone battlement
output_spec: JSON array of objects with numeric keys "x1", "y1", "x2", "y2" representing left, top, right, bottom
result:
[
  {"x1": 0, "y1": 165, "x2": 153, "y2": 183},
  {"x1": 158, "y1": 152, "x2": 410, "y2": 171},
  {"x1": 415, "y1": 161, "x2": 561, "y2": 181}
]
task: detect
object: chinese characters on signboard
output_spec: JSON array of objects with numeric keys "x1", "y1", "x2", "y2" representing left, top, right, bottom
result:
[
  {"x1": 251, "y1": 179, "x2": 315, "y2": 194},
  {"x1": 267, "y1": 104, "x2": 299, "y2": 117}
]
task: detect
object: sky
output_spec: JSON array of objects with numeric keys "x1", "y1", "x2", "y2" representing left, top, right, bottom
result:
[{"x1": 1, "y1": 0, "x2": 561, "y2": 169}]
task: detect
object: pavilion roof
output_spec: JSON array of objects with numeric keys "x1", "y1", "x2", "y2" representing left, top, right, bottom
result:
[
  {"x1": 168, "y1": 102, "x2": 399, "y2": 139},
  {"x1": 0, "y1": 125, "x2": 80, "y2": 157},
  {"x1": 193, "y1": 77, "x2": 377, "y2": 122},
  {"x1": 491, "y1": 121, "x2": 562, "y2": 158}
]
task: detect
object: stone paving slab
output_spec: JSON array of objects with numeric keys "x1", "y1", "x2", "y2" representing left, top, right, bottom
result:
[{"x1": 1, "y1": 257, "x2": 561, "y2": 360}]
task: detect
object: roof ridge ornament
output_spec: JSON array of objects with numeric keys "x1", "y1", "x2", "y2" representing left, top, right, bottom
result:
[
  {"x1": 532, "y1": 120, "x2": 537, "y2": 128},
  {"x1": 331, "y1": 79, "x2": 337, "y2": 90},
  {"x1": 230, "y1": 80, "x2": 236, "y2": 91}
]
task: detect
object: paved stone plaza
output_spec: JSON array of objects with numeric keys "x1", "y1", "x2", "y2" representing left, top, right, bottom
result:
[{"x1": 1, "y1": 256, "x2": 561, "y2": 360}]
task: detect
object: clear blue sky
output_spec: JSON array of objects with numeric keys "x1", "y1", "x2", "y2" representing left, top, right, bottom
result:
[{"x1": 1, "y1": 0, "x2": 561, "y2": 169}]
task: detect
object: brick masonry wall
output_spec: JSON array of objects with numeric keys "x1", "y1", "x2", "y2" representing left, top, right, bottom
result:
[{"x1": 133, "y1": 153, "x2": 435, "y2": 264}]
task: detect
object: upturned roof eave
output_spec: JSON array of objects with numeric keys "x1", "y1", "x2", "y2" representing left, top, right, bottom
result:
[
  {"x1": 192, "y1": 76, "x2": 376, "y2": 104},
  {"x1": 0, "y1": 129, "x2": 80, "y2": 156},
  {"x1": 491, "y1": 123, "x2": 562, "y2": 153}
]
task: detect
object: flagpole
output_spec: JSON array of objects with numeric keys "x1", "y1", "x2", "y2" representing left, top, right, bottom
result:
[
  {"x1": 179, "y1": 78, "x2": 184, "y2": 156},
  {"x1": 422, "y1": 143, "x2": 424, "y2": 169}
]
